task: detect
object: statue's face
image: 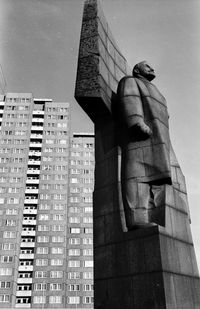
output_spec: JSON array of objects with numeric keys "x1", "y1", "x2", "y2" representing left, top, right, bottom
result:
[{"x1": 138, "y1": 62, "x2": 156, "y2": 81}]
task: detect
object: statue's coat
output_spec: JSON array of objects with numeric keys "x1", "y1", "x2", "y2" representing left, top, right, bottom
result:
[{"x1": 117, "y1": 76, "x2": 172, "y2": 184}]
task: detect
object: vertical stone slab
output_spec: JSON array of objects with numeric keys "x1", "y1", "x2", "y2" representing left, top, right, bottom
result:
[{"x1": 75, "y1": 0, "x2": 200, "y2": 308}]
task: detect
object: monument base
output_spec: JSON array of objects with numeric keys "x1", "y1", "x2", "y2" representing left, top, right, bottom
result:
[{"x1": 94, "y1": 220, "x2": 200, "y2": 309}]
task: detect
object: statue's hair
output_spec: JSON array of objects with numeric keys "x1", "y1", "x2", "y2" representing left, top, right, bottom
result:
[{"x1": 132, "y1": 61, "x2": 146, "y2": 77}]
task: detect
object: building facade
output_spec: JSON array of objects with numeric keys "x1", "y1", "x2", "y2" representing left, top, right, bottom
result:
[{"x1": 0, "y1": 93, "x2": 94, "y2": 308}]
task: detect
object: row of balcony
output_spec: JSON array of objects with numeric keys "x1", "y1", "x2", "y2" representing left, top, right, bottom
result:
[{"x1": 16, "y1": 114, "x2": 44, "y2": 300}]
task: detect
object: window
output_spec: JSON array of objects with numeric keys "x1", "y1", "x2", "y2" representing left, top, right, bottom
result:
[
  {"x1": 83, "y1": 249, "x2": 93, "y2": 256},
  {"x1": 69, "y1": 217, "x2": 80, "y2": 224},
  {"x1": 51, "y1": 247, "x2": 63, "y2": 254},
  {"x1": 36, "y1": 259, "x2": 48, "y2": 266},
  {"x1": 69, "y1": 249, "x2": 80, "y2": 256},
  {"x1": 68, "y1": 272, "x2": 80, "y2": 279},
  {"x1": 0, "y1": 198, "x2": 5, "y2": 204},
  {"x1": 53, "y1": 214, "x2": 64, "y2": 221},
  {"x1": 51, "y1": 259, "x2": 63, "y2": 266},
  {"x1": 50, "y1": 271, "x2": 63, "y2": 278},
  {"x1": 0, "y1": 268, "x2": 12, "y2": 276},
  {"x1": 50, "y1": 283, "x2": 62, "y2": 291},
  {"x1": 36, "y1": 247, "x2": 49, "y2": 254},
  {"x1": 83, "y1": 238, "x2": 93, "y2": 245},
  {"x1": 69, "y1": 207, "x2": 80, "y2": 213},
  {"x1": 70, "y1": 228, "x2": 80, "y2": 234},
  {"x1": 84, "y1": 206, "x2": 93, "y2": 213},
  {"x1": 52, "y1": 225, "x2": 64, "y2": 232},
  {"x1": 83, "y1": 272, "x2": 93, "y2": 279},
  {"x1": 39, "y1": 204, "x2": 51, "y2": 210},
  {"x1": 33, "y1": 296, "x2": 46, "y2": 304},
  {"x1": 6, "y1": 209, "x2": 18, "y2": 215},
  {"x1": 35, "y1": 271, "x2": 47, "y2": 278},
  {"x1": 37, "y1": 236, "x2": 49, "y2": 243},
  {"x1": 68, "y1": 297, "x2": 80, "y2": 304},
  {"x1": 0, "y1": 295, "x2": 10, "y2": 303},
  {"x1": 83, "y1": 260, "x2": 93, "y2": 267},
  {"x1": 84, "y1": 228, "x2": 93, "y2": 234},
  {"x1": 2, "y1": 243, "x2": 14, "y2": 250},
  {"x1": 1, "y1": 256, "x2": 13, "y2": 263},
  {"x1": 38, "y1": 225, "x2": 50, "y2": 232},
  {"x1": 83, "y1": 284, "x2": 94, "y2": 291},
  {"x1": 0, "y1": 281, "x2": 11, "y2": 289},
  {"x1": 83, "y1": 296, "x2": 94, "y2": 304},
  {"x1": 34, "y1": 283, "x2": 47, "y2": 291},
  {"x1": 3, "y1": 231, "x2": 16, "y2": 238},
  {"x1": 68, "y1": 284, "x2": 80, "y2": 291},
  {"x1": 69, "y1": 238, "x2": 80, "y2": 245},
  {"x1": 49, "y1": 296, "x2": 62, "y2": 304},
  {"x1": 52, "y1": 236, "x2": 64, "y2": 243},
  {"x1": 53, "y1": 204, "x2": 64, "y2": 210},
  {"x1": 71, "y1": 178, "x2": 78, "y2": 183},
  {"x1": 38, "y1": 214, "x2": 50, "y2": 221},
  {"x1": 83, "y1": 217, "x2": 93, "y2": 224},
  {"x1": 7, "y1": 197, "x2": 19, "y2": 204},
  {"x1": 70, "y1": 197, "x2": 80, "y2": 203},
  {"x1": 68, "y1": 260, "x2": 80, "y2": 268},
  {"x1": 5, "y1": 220, "x2": 16, "y2": 226}
]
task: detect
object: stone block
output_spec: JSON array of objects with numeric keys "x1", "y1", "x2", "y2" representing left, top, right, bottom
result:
[
  {"x1": 94, "y1": 245, "x2": 114, "y2": 279},
  {"x1": 83, "y1": 0, "x2": 97, "y2": 21},
  {"x1": 79, "y1": 36, "x2": 99, "y2": 58},
  {"x1": 76, "y1": 55, "x2": 99, "y2": 81},
  {"x1": 163, "y1": 273, "x2": 178, "y2": 309},
  {"x1": 93, "y1": 215, "x2": 105, "y2": 247},
  {"x1": 160, "y1": 235, "x2": 180, "y2": 273}
]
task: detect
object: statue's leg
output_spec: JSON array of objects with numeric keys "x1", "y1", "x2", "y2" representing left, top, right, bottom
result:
[
  {"x1": 121, "y1": 179, "x2": 151, "y2": 229},
  {"x1": 148, "y1": 184, "x2": 167, "y2": 226}
]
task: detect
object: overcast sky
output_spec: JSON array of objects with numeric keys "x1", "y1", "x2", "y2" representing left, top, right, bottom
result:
[{"x1": 0, "y1": 0, "x2": 200, "y2": 266}]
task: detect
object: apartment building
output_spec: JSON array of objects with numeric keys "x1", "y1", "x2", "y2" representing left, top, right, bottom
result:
[{"x1": 0, "y1": 93, "x2": 94, "y2": 308}]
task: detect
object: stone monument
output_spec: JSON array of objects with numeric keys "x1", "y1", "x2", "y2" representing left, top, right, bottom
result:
[{"x1": 75, "y1": 0, "x2": 200, "y2": 308}]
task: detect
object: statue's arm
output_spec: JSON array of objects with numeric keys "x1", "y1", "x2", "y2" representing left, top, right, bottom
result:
[{"x1": 117, "y1": 77, "x2": 152, "y2": 138}]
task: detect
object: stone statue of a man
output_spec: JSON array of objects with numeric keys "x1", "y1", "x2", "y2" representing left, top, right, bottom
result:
[{"x1": 117, "y1": 61, "x2": 172, "y2": 230}]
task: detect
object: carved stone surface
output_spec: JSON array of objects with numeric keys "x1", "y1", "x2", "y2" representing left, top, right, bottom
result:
[{"x1": 75, "y1": 0, "x2": 200, "y2": 308}]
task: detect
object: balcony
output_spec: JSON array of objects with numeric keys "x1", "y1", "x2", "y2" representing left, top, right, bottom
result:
[
  {"x1": 32, "y1": 115, "x2": 44, "y2": 121},
  {"x1": 28, "y1": 151, "x2": 41, "y2": 156},
  {"x1": 33, "y1": 110, "x2": 44, "y2": 115},
  {"x1": 21, "y1": 230, "x2": 36, "y2": 237},
  {"x1": 20, "y1": 243, "x2": 35, "y2": 248},
  {"x1": 29, "y1": 142, "x2": 42, "y2": 148},
  {"x1": 17, "y1": 278, "x2": 32, "y2": 284},
  {"x1": 27, "y1": 169, "x2": 40, "y2": 174},
  {"x1": 23, "y1": 209, "x2": 37, "y2": 215},
  {"x1": 19, "y1": 254, "x2": 34, "y2": 260},
  {"x1": 28, "y1": 160, "x2": 41, "y2": 166},
  {"x1": 26, "y1": 178, "x2": 39, "y2": 184},
  {"x1": 15, "y1": 303, "x2": 31, "y2": 308},
  {"x1": 16, "y1": 290, "x2": 32, "y2": 297},
  {"x1": 24, "y1": 198, "x2": 38, "y2": 204},
  {"x1": 25, "y1": 188, "x2": 39, "y2": 194},
  {"x1": 30, "y1": 133, "x2": 43, "y2": 139},
  {"x1": 18, "y1": 265, "x2": 33, "y2": 272},
  {"x1": 22, "y1": 219, "x2": 37, "y2": 225}
]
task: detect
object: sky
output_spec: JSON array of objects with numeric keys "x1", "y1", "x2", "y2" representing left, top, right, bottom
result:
[{"x1": 0, "y1": 0, "x2": 200, "y2": 266}]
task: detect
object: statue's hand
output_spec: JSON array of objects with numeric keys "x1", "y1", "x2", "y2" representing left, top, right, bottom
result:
[
  {"x1": 138, "y1": 123, "x2": 152, "y2": 135},
  {"x1": 133, "y1": 122, "x2": 152, "y2": 140}
]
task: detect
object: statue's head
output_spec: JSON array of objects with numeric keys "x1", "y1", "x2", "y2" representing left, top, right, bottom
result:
[{"x1": 132, "y1": 61, "x2": 156, "y2": 81}]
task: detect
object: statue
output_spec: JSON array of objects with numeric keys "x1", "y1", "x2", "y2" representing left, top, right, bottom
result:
[{"x1": 117, "y1": 61, "x2": 172, "y2": 230}]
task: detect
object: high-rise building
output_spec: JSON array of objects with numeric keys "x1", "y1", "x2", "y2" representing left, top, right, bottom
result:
[{"x1": 0, "y1": 93, "x2": 94, "y2": 309}]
